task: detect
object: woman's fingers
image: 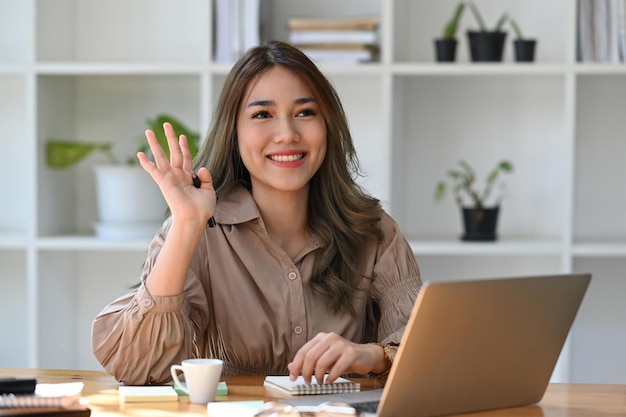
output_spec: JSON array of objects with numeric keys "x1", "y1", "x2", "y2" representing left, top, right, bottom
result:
[
  {"x1": 288, "y1": 333, "x2": 380, "y2": 384},
  {"x1": 163, "y1": 122, "x2": 185, "y2": 168},
  {"x1": 144, "y1": 122, "x2": 195, "y2": 176},
  {"x1": 289, "y1": 333, "x2": 343, "y2": 384},
  {"x1": 145, "y1": 129, "x2": 169, "y2": 168}
]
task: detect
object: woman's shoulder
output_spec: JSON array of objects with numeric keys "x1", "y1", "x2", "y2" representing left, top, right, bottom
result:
[{"x1": 378, "y1": 210, "x2": 401, "y2": 234}]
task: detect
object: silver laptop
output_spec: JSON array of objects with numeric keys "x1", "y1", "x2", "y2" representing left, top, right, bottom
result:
[{"x1": 283, "y1": 273, "x2": 591, "y2": 417}]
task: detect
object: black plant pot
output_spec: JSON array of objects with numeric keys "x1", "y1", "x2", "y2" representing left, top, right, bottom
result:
[
  {"x1": 467, "y1": 31, "x2": 507, "y2": 62},
  {"x1": 434, "y1": 38, "x2": 457, "y2": 62},
  {"x1": 514, "y1": 39, "x2": 537, "y2": 62},
  {"x1": 461, "y1": 207, "x2": 500, "y2": 241}
]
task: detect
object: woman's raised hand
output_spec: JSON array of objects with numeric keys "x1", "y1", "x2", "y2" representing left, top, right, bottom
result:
[{"x1": 137, "y1": 122, "x2": 215, "y2": 228}]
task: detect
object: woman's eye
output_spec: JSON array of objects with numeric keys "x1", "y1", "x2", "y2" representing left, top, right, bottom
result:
[
  {"x1": 297, "y1": 108, "x2": 316, "y2": 117},
  {"x1": 252, "y1": 111, "x2": 271, "y2": 119}
]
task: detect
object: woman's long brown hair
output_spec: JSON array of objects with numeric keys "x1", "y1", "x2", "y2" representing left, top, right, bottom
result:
[{"x1": 195, "y1": 40, "x2": 383, "y2": 314}]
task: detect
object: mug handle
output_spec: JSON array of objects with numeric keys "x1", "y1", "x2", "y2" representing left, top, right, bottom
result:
[{"x1": 170, "y1": 365, "x2": 189, "y2": 394}]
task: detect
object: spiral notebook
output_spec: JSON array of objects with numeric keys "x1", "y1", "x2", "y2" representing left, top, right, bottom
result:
[
  {"x1": 264, "y1": 376, "x2": 360, "y2": 395},
  {"x1": 0, "y1": 383, "x2": 83, "y2": 409}
]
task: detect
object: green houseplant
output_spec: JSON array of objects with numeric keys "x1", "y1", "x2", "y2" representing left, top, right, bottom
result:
[
  {"x1": 435, "y1": 159, "x2": 513, "y2": 241},
  {"x1": 46, "y1": 114, "x2": 200, "y2": 239},
  {"x1": 46, "y1": 114, "x2": 200, "y2": 168},
  {"x1": 466, "y1": 1, "x2": 509, "y2": 62},
  {"x1": 509, "y1": 18, "x2": 537, "y2": 62},
  {"x1": 434, "y1": 2, "x2": 465, "y2": 62}
]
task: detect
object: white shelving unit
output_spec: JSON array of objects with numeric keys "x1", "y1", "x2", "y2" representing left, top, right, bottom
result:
[{"x1": 2, "y1": 0, "x2": 626, "y2": 384}]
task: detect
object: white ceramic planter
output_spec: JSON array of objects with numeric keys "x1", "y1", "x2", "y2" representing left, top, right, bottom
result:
[{"x1": 93, "y1": 165, "x2": 166, "y2": 239}]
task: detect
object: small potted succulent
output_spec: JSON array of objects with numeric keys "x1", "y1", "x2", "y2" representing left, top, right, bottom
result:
[
  {"x1": 46, "y1": 114, "x2": 200, "y2": 239},
  {"x1": 466, "y1": 1, "x2": 509, "y2": 62},
  {"x1": 434, "y1": 159, "x2": 513, "y2": 241},
  {"x1": 510, "y1": 18, "x2": 537, "y2": 62},
  {"x1": 434, "y1": 2, "x2": 465, "y2": 62}
]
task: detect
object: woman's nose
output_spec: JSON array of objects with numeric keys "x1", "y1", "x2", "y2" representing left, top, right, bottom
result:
[{"x1": 274, "y1": 117, "x2": 300, "y2": 143}]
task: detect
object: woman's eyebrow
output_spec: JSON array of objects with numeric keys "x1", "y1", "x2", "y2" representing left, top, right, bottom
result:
[
  {"x1": 246, "y1": 96, "x2": 317, "y2": 108},
  {"x1": 246, "y1": 99, "x2": 274, "y2": 108},
  {"x1": 295, "y1": 96, "x2": 317, "y2": 105}
]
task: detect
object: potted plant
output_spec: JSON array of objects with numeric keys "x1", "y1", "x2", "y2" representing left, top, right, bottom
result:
[
  {"x1": 434, "y1": 159, "x2": 513, "y2": 241},
  {"x1": 466, "y1": 1, "x2": 508, "y2": 62},
  {"x1": 46, "y1": 114, "x2": 200, "y2": 239},
  {"x1": 434, "y1": 2, "x2": 465, "y2": 62},
  {"x1": 510, "y1": 18, "x2": 537, "y2": 62}
]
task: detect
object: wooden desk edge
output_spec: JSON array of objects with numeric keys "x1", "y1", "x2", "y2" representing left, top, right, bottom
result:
[{"x1": 2, "y1": 368, "x2": 626, "y2": 416}]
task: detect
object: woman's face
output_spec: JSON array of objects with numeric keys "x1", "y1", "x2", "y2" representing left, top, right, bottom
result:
[{"x1": 236, "y1": 66, "x2": 327, "y2": 196}]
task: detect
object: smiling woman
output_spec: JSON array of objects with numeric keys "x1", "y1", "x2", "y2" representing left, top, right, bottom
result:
[
  {"x1": 91, "y1": 40, "x2": 422, "y2": 387},
  {"x1": 237, "y1": 66, "x2": 327, "y2": 197}
]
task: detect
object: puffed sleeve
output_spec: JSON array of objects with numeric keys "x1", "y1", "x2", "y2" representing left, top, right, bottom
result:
[
  {"x1": 370, "y1": 213, "x2": 422, "y2": 343},
  {"x1": 91, "y1": 220, "x2": 210, "y2": 385}
]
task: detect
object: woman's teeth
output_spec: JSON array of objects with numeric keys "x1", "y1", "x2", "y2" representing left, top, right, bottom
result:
[{"x1": 269, "y1": 154, "x2": 304, "y2": 162}]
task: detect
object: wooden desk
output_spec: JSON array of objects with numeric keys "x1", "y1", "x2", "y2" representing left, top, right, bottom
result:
[{"x1": 2, "y1": 368, "x2": 626, "y2": 416}]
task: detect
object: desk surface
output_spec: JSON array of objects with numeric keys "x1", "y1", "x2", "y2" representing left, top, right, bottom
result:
[{"x1": 2, "y1": 368, "x2": 626, "y2": 416}]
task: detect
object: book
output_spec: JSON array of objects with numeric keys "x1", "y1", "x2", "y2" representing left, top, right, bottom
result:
[
  {"x1": 289, "y1": 30, "x2": 378, "y2": 45},
  {"x1": 0, "y1": 404, "x2": 90, "y2": 416},
  {"x1": 214, "y1": 0, "x2": 261, "y2": 63},
  {"x1": 300, "y1": 48, "x2": 378, "y2": 64},
  {"x1": 287, "y1": 15, "x2": 380, "y2": 31},
  {"x1": 0, "y1": 383, "x2": 84, "y2": 409},
  {"x1": 0, "y1": 379, "x2": 36, "y2": 396},
  {"x1": 118, "y1": 386, "x2": 178, "y2": 403},
  {"x1": 119, "y1": 381, "x2": 228, "y2": 403},
  {"x1": 608, "y1": 0, "x2": 621, "y2": 63},
  {"x1": 619, "y1": 0, "x2": 626, "y2": 61},
  {"x1": 298, "y1": 43, "x2": 380, "y2": 63},
  {"x1": 263, "y1": 376, "x2": 360, "y2": 395},
  {"x1": 578, "y1": 0, "x2": 595, "y2": 62}
]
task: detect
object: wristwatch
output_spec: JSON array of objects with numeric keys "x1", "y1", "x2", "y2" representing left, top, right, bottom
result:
[{"x1": 368, "y1": 342, "x2": 399, "y2": 379}]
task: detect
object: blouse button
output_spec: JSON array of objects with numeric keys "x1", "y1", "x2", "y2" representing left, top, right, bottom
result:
[
  {"x1": 141, "y1": 299, "x2": 153, "y2": 307},
  {"x1": 293, "y1": 325, "x2": 303, "y2": 335},
  {"x1": 288, "y1": 271, "x2": 297, "y2": 280}
]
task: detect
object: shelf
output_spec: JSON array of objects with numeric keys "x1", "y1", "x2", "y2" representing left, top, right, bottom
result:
[
  {"x1": 391, "y1": 63, "x2": 569, "y2": 76},
  {"x1": 37, "y1": 236, "x2": 153, "y2": 251},
  {"x1": 408, "y1": 237, "x2": 563, "y2": 256},
  {"x1": 572, "y1": 242, "x2": 626, "y2": 257},
  {"x1": 574, "y1": 64, "x2": 626, "y2": 75},
  {"x1": 0, "y1": 233, "x2": 29, "y2": 249},
  {"x1": 34, "y1": 63, "x2": 211, "y2": 75}
]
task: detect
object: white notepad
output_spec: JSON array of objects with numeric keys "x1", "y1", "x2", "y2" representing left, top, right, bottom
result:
[
  {"x1": 118, "y1": 386, "x2": 178, "y2": 402},
  {"x1": 263, "y1": 376, "x2": 360, "y2": 395}
]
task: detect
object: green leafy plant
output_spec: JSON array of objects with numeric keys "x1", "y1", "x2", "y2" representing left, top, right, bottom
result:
[
  {"x1": 46, "y1": 114, "x2": 200, "y2": 169},
  {"x1": 442, "y1": 2, "x2": 466, "y2": 39},
  {"x1": 434, "y1": 160, "x2": 514, "y2": 209},
  {"x1": 467, "y1": 1, "x2": 508, "y2": 32},
  {"x1": 509, "y1": 18, "x2": 524, "y2": 39}
]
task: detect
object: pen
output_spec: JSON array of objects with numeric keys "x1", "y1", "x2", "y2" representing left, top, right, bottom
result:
[{"x1": 192, "y1": 171, "x2": 216, "y2": 228}]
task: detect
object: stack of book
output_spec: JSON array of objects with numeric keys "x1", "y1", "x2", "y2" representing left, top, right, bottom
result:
[
  {"x1": 287, "y1": 15, "x2": 380, "y2": 63},
  {"x1": 214, "y1": 0, "x2": 262, "y2": 63},
  {"x1": 578, "y1": 0, "x2": 626, "y2": 63}
]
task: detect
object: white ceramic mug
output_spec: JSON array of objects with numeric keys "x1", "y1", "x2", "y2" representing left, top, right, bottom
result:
[{"x1": 170, "y1": 358, "x2": 223, "y2": 404}]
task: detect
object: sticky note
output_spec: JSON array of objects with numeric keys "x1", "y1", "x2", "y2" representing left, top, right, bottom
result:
[{"x1": 119, "y1": 385, "x2": 178, "y2": 402}]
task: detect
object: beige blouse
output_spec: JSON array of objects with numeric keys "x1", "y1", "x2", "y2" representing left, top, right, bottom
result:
[{"x1": 92, "y1": 186, "x2": 422, "y2": 385}]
